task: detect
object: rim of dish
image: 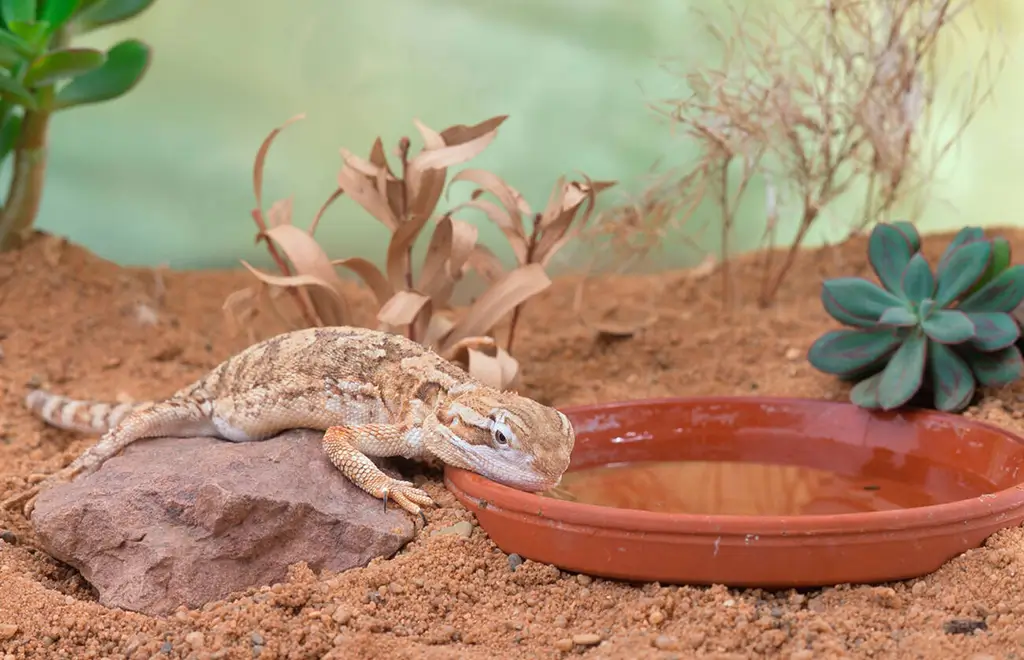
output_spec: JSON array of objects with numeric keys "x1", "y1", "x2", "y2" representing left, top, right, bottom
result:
[{"x1": 444, "y1": 396, "x2": 1024, "y2": 536}]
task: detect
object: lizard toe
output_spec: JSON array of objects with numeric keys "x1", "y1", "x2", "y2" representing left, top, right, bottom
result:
[{"x1": 380, "y1": 481, "x2": 435, "y2": 516}]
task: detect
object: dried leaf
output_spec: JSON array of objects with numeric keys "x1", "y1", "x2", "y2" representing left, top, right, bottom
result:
[
  {"x1": 535, "y1": 177, "x2": 615, "y2": 268},
  {"x1": 261, "y1": 282, "x2": 304, "y2": 331},
  {"x1": 447, "y1": 218, "x2": 479, "y2": 278},
  {"x1": 466, "y1": 244, "x2": 507, "y2": 283},
  {"x1": 340, "y1": 147, "x2": 393, "y2": 178},
  {"x1": 407, "y1": 119, "x2": 447, "y2": 222},
  {"x1": 422, "y1": 313, "x2": 456, "y2": 349},
  {"x1": 448, "y1": 198, "x2": 527, "y2": 263},
  {"x1": 407, "y1": 117, "x2": 506, "y2": 171},
  {"x1": 332, "y1": 257, "x2": 394, "y2": 309},
  {"x1": 267, "y1": 197, "x2": 293, "y2": 228},
  {"x1": 308, "y1": 187, "x2": 345, "y2": 236},
  {"x1": 441, "y1": 263, "x2": 552, "y2": 351},
  {"x1": 254, "y1": 114, "x2": 305, "y2": 216},
  {"x1": 439, "y1": 115, "x2": 509, "y2": 145},
  {"x1": 536, "y1": 176, "x2": 568, "y2": 229},
  {"x1": 441, "y1": 335, "x2": 497, "y2": 359},
  {"x1": 222, "y1": 287, "x2": 259, "y2": 337},
  {"x1": 338, "y1": 152, "x2": 400, "y2": 231},
  {"x1": 368, "y1": 137, "x2": 397, "y2": 176},
  {"x1": 385, "y1": 209, "x2": 432, "y2": 290},
  {"x1": 263, "y1": 225, "x2": 351, "y2": 325},
  {"x1": 367, "y1": 138, "x2": 406, "y2": 221},
  {"x1": 378, "y1": 290, "x2": 431, "y2": 327},
  {"x1": 417, "y1": 215, "x2": 455, "y2": 299},
  {"x1": 466, "y1": 346, "x2": 520, "y2": 390},
  {"x1": 239, "y1": 260, "x2": 348, "y2": 326},
  {"x1": 449, "y1": 169, "x2": 528, "y2": 245},
  {"x1": 689, "y1": 254, "x2": 718, "y2": 280}
]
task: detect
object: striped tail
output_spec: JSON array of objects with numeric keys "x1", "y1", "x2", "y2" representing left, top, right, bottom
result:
[{"x1": 24, "y1": 389, "x2": 148, "y2": 435}]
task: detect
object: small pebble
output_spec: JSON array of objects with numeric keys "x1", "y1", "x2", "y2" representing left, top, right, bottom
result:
[
  {"x1": 332, "y1": 608, "x2": 352, "y2": 625},
  {"x1": 0, "y1": 624, "x2": 17, "y2": 640},
  {"x1": 508, "y1": 553, "x2": 524, "y2": 571},
  {"x1": 553, "y1": 638, "x2": 573, "y2": 651},
  {"x1": 576, "y1": 574, "x2": 593, "y2": 586},
  {"x1": 184, "y1": 631, "x2": 204, "y2": 648},
  {"x1": 0, "y1": 531, "x2": 16, "y2": 545},
  {"x1": 648, "y1": 609, "x2": 665, "y2": 625},
  {"x1": 652, "y1": 634, "x2": 677, "y2": 650},
  {"x1": 160, "y1": 641, "x2": 173, "y2": 653},
  {"x1": 433, "y1": 521, "x2": 473, "y2": 538},
  {"x1": 785, "y1": 347, "x2": 802, "y2": 361},
  {"x1": 572, "y1": 633, "x2": 602, "y2": 646},
  {"x1": 911, "y1": 581, "x2": 927, "y2": 596}
]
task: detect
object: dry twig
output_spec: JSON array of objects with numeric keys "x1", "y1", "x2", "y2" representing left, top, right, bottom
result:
[{"x1": 603, "y1": 0, "x2": 1004, "y2": 307}]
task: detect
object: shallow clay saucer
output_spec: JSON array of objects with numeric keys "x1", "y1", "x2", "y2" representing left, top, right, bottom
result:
[{"x1": 444, "y1": 396, "x2": 1024, "y2": 588}]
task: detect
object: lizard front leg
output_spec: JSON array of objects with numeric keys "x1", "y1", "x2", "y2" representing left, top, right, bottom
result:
[{"x1": 321, "y1": 424, "x2": 435, "y2": 520}]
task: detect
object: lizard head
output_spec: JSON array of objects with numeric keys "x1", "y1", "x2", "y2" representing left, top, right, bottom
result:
[{"x1": 428, "y1": 385, "x2": 575, "y2": 492}]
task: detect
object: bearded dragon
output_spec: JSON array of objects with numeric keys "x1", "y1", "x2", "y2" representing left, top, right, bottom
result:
[{"x1": 2, "y1": 326, "x2": 576, "y2": 520}]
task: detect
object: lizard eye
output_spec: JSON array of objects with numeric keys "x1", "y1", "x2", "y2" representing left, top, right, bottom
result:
[{"x1": 493, "y1": 429, "x2": 510, "y2": 446}]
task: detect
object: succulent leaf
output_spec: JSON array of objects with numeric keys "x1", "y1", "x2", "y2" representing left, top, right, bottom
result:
[
  {"x1": 928, "y1": 340, "x2": 976, "y2": 412},
  {"x1": 0, "y1": 25, "x2": 33, "y2": 58},
  {"x1": 958, "y1": 264, "x2": 1024, "y2": 313},
  {"x1": 877, "y1": 330, "x2": 927, "y2": 410},
  {"x1": 937, "y1": 226, "x2": 984, "y2": 273},
  {"x1": 72, "y1": 0, "x2": 157, "y2": 31},
  {"x1": 821, "y1": 288, "x2": 877, "y2": 328},
  {"x1": 39, "y1": 0, "x2": 79, "y2": 32},
  {"x1": 899, "y1": 253, "x2": 934, "y2": 302},
  {"x1": 967, "y1": 236, "x2": 1012, "y2": 296},
  {"x1": 0, "y1": 70, "x2": 34, "y2": 107},
  {"x1": 806, "y1": 328, "x2": 902, "y2": 377},
  {"x1": 878, "y1": 306, "x2": 917, "y2": 327},
  {"x1": 820, "y1": 277, "x2": 904, "y2": 324},
  {"x1": 890, "y1": 220, "x2": 921, "y2": 253},
  {"x1": 933, "y1": 241, "x2": 992, "y2": 307},
  {"x1": 962, "y1": 344, "x2": 1024, "y2": 388},
  {"x1": 24, "y1": 47, "x2": 106, "y2": 87},
  {"x1": 868, "y1": 223, "x2": 916, "y2": 294},
  {"x1": 849, "y1": 371, "x2": 884, "y2": 409},
  {"x1": 920, "y1": 309, "x2": 975, "y2": 344},
  {"x1": 51, "y1": 38, "x2": 150, "y2": 110},
  {"x1": 1, "y1": 0, "x2": 35, "y2": 24},
  {"x1": 967, "y1": 312, "x2": 1020, "y2": 352}
]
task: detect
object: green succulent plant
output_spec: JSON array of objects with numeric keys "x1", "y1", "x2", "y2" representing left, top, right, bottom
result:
[
  {"x1": 807, "y1": 222, "x2": 1024, "y2": 412},
  {"x1": 0, "y1": 0, "x2": 157, "y2": 252}
]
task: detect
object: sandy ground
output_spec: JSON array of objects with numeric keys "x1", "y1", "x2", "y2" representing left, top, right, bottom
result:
[{"x1": 2, "y1": 229, "x2": 1024, "y2": 659}]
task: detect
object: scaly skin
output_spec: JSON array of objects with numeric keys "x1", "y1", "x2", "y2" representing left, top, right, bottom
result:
[{"x1": 2, "y1": 326, "x2": 576, "y2": 521}]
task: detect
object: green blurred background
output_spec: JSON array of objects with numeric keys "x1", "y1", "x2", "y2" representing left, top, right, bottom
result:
[{"x1": 23, "y1": 0, "x2": 1024, "y2": 274}]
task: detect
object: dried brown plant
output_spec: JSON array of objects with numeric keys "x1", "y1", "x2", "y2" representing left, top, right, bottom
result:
[
  {"x1": 225, "y1": 115, "x2": 613, "y2": 389},
  {"x1": 601, "y1": 0, "x2": 1004, "y2": 307},
  {"x1": 446, "y1": 169, "x2": 615, "y2": 352}
]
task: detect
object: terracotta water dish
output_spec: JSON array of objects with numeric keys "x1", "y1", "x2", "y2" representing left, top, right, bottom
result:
[{"x1": 445, "y1": 396, "x2": 1024, "y2": 588}]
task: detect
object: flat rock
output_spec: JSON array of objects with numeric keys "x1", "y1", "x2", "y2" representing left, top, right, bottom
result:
[{"x1": 30, "y1": 429, "x2": 416, "y2": 616}]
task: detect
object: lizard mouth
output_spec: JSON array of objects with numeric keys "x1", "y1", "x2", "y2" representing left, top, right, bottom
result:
[{"x1": 433, "y1": 427, "x2": 553, "y2": 491}]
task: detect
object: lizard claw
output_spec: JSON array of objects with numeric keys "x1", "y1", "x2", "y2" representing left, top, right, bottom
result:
[{"x1": 378, "y1": 478, "x2": 435, "y2": 520}]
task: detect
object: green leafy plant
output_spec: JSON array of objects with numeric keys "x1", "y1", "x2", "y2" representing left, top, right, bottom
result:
[
  {"x1": 808, "y1": 222, "x2": 1024, "y2": 412},
  {"x1": 0, "y1": 0, "x2": 156, "y2": 251}
]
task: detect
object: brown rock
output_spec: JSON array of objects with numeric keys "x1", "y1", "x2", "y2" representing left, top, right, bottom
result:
[{"x1": 30, "y1": 429, "x2": 416, "y2": 616}]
